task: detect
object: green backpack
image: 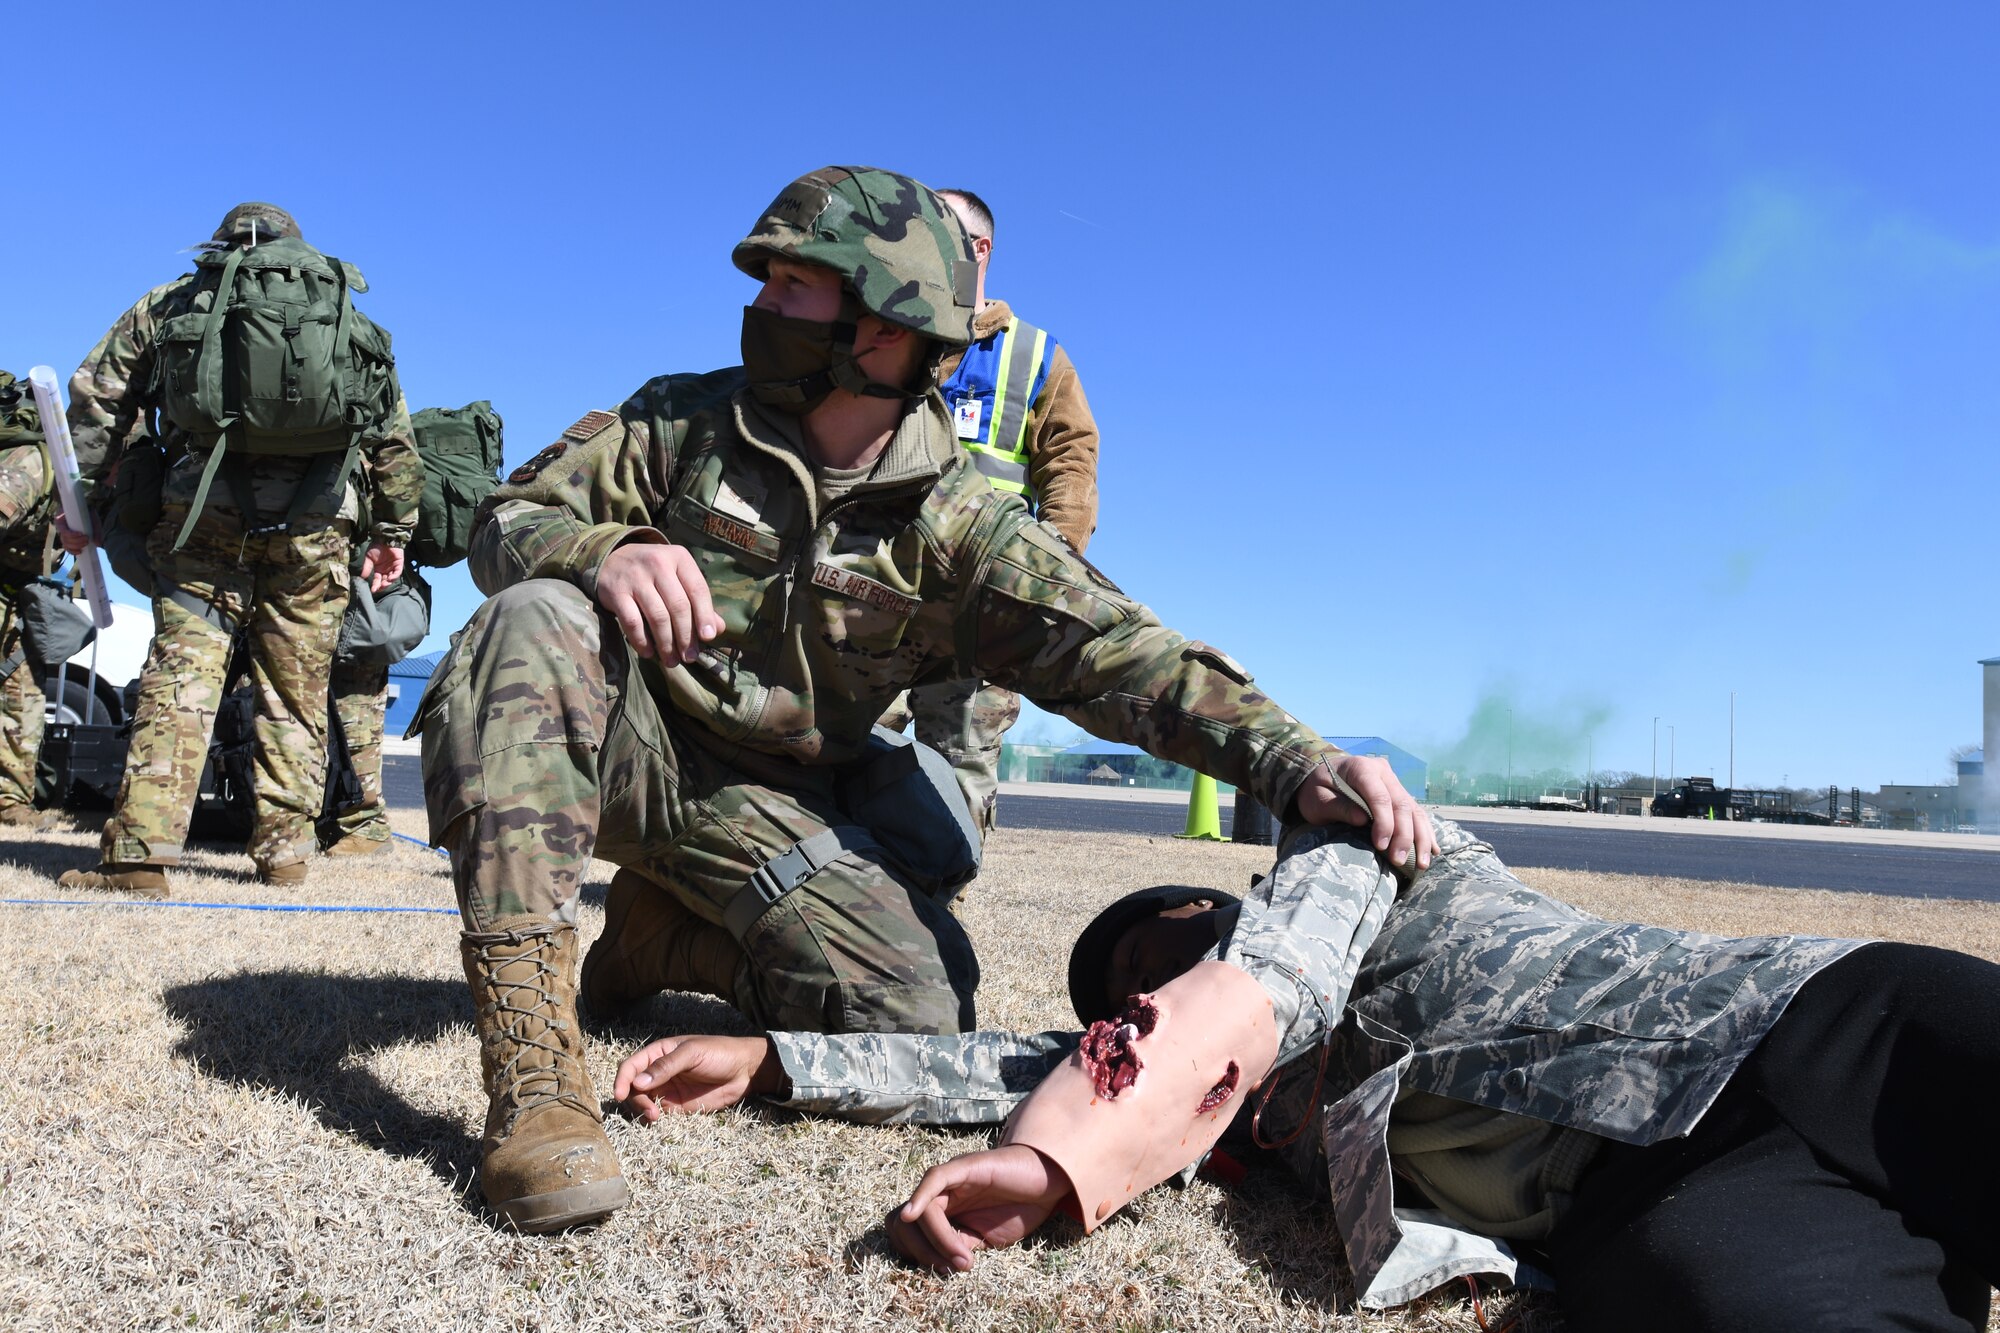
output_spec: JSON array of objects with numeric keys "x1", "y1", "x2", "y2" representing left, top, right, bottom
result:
[
  {"x1": 0, "y1": 370, "x2": 43, "y2": 448},
  {"x1": 407, "y1": 401, "x2": 504, "y2": 568},
  {"x1": 151, "y1": 236, "x2": 398, "y2": 549}
]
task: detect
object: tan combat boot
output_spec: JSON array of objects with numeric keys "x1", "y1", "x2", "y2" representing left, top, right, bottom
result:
[
  {"x1": 57, "y1": 862, "x2": 170, "y2": 899},
  {"x1": 462, "y1": 917, "x2": 630, "y2": 1232},
  {"x1": 323, "y1": 832, "x2": 390, "y2": 858},
  {"x1": 0, "y1": 803, "x2": 56, "y2": 829},
  {"x1": 258, "y1": 861, "x2": 309, "y2": 886},
  {"x1": 580, "y1": 869, "x2": 744, "y2": 1019}
]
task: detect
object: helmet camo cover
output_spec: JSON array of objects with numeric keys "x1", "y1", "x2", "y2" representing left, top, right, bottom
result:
[
  {"x1": 733, "y1": 167, "x2": 979, "y2": 346},
  {"x1": 211, "y1": 201, "x2": 302, "y2": 245}
]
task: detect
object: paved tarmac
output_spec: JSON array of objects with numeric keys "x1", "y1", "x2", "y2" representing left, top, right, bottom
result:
[{"x1": 380, "y1": 758, "x2": 2000, "y2": 904}]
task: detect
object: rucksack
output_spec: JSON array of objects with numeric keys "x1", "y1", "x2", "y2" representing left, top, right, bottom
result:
[
  {"x1": 0, "y1": 370, "x2": 43, "y2": 448},
  {"x1": 0, "y1": 372, "x2": 55, "y2": 575},
  {"x1": 407, "y1": 401, "x2": 504, "y2": 567},
  {"x1": 150, "y1": 237, "x2": 398, "y2": 550}
]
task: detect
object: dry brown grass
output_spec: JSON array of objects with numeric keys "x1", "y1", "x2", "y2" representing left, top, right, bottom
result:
[{"x1": 2, "y1": 811, "x2": 1994, "y2": 1331}]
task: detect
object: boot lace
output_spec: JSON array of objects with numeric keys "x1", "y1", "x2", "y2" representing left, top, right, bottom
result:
[{"x1": 476, "y1": 930, "x2": 596, "y2": 1127}]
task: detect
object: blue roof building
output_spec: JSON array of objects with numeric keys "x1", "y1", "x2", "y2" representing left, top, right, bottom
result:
[
  {"x1": 382, "y1": 651, "x2": 443, "y2": 739},
  {"x1": 1053, "y1": 733, "x2": 1429, "y2": 798}
]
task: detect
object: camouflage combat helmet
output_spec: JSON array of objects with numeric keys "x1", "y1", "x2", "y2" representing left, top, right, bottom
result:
[
  {"x1": 211, "y1": 201, "x2": 301, "y2": 245},
  {"x1": 733, "y1": 167, "x2": 978, "y2": 346}
]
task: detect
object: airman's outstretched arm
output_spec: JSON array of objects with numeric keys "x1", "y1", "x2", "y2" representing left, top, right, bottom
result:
[{"x1": 889, "y1": 1146, "x2": 1071, "y2": 1274}]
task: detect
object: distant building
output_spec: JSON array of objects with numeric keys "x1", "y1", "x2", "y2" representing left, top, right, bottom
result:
[
  {"x1": 1877, "y1": 784, "x2": 1975, "y2": 832},
  {"x1": 1984, "y1": 656, "x2": 2000, "y2": 831},
  {"x1": 1324, "y1": 736, "x2": 1429, "y2": 801},
  {"x1": 1040, "y1": 740, "x2": 1200, "y2": 791},
  {"x1": 1001, "y1": 733, "x2": 1429, "y2": 797},
  {"x1": 382, "y1": 650, "x2": 443, "y2": 738}
]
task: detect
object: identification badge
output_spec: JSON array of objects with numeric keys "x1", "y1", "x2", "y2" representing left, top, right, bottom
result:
[{"x1": 952, "y1": 396, "x2": 983, "y2": 440}]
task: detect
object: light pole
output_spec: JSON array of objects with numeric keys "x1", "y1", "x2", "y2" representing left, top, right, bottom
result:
[
  {"x1": 1669, "y1": 725, "x2": 1676, "y2": 787},
  {"x1": 1652, "y1": 716, "x2": 1659, "y2": 798},
  {"x1": 1506, "y1": 708, "x2": 1514, "y2": 801},
  {"x1": 1729, "y1": 691, "x2": 1736, "y2": 790}
]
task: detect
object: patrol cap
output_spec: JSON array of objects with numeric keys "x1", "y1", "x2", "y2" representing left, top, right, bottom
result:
[
  {"x1": 211, "y1": 201, "x2": 301, "y2": 245},
  {"x1": 732, "y1": 166, "x2": 979, "y2": 345},
  {"x1": 1067, "y1": 885, "x2": 1241, "y2": 1026}
]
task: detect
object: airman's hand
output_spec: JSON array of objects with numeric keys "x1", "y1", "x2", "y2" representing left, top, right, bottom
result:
[
  {"x1": 359, "y1": 541, "x2": 405, "y2": 593},
  {"x1": 889, "y1": 1145, "x2": 1071, "y2": 1274},
  {"x1": 53, "y1": 511, "x2": 91, "y2": 556},
  {"x1": 1296, "y1": 753, "x2": 1437, "y2": 872},
  {"x1": 614, "y1": 1034, "x2": 782, "y2": 1121},
  {"x1": 596, "y1": 542, "x2": 723, "y2": 663}
]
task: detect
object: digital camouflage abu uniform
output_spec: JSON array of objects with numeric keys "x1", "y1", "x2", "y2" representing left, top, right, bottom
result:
[
  {"x1": 0, "y1": 373, "x2": 58, "y2": 818},
  {"x1": 884, "y1": 295, "x2": 1102, "y2": 835},
  {"x1": 760, "y1": 816, "x2": 1863, "y2": 1308},
  {"x1": 65, "y1": 204, "x2": 421, "y2": 878}
]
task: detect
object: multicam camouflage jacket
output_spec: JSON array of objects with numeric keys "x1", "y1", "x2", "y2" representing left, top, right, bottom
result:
[
  {"x1": 66, "y1": 274, "x2": 422, "y2": 544},
  {"x1": 766, "y1": 816, "x2": 1865, "y2": 1308},
  {"x1": 470, "y1": 373, "x2": 1335, "y2": 812}
]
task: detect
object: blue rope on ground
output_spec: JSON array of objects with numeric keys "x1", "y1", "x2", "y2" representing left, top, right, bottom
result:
[
  {"x1": 2, "y1": 833, "x2": 453, "y2": 912},
  {"x1": 1, "y1": 899, "x2": 459, "y2": 914},
  {"x1": 392, "y1": 830, "x2": 449, "y2": 858}
]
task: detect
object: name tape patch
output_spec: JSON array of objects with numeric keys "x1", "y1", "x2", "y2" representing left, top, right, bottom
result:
[
  {"x1": 810, "y1": 561, "x2": 919, "y2": 617},
  {"x1": 700, "y1": 510, "x2": 781, "y2": 560}
]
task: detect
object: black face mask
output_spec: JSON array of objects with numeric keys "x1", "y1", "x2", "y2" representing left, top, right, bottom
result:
[
  {"x1": 739, "y1": 305, "x2": 854, "y2": 415},
  {"x1": 740, "y1": 304, "x2": 928, "y2": 415}
]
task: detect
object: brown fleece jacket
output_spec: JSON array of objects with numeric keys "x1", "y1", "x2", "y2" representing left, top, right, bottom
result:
[{"x1": 938, "y1": 299, "x2": 1100, "y2": 552}]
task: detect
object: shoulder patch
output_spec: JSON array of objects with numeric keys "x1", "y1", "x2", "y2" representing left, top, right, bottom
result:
[
  {"x1": 563, "y1": 410, "x2": 619, "y2": 443},
  {"x1": 508, "y1": 441, "x2": 568, "y2": 484}
]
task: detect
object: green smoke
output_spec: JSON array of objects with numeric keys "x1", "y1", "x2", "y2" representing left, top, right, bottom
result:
[{"x1": 1420, "y1": 689, "x2": 1614, "y2": 798}]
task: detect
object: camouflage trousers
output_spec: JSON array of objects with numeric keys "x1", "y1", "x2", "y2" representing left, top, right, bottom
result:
[
  {"x1": 879, "y1": 678, "x2": 1021, "y2": 835},
  {"x1": 0, "y1": 590, "x2": 42, "y2": 811},
  {"x1": 101, "y1": 514, "x2": 351, "y2": 871},
  {"x1": 328, "y1": 659, "x2": 390, "y2": 845},
  {"x1": 419, "y1": 579, "x2": 979, "y2": 1035}
]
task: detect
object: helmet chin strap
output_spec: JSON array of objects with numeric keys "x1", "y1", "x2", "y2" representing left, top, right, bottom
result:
[
  {"x1": 826, "y1": 330, "x2": 923, "y2": 401},
  {"x1": 742, "y1": 294, "x2": 934, "y2": 414},
  {"x1": 828, "y1": 293, "x2": 929, "y2": 402}
]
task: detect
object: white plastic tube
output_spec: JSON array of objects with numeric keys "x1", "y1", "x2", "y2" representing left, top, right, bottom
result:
[{"x1": 25, "y1": 367, "x2": 114, "y2": 630}]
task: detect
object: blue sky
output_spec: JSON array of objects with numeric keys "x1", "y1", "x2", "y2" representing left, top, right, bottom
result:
[{"x1": 6, "y1": 2, "x2": 1996, "y2": 790}]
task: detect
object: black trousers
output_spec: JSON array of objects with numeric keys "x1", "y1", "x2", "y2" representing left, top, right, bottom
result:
[{"x1": 1541, "y1": 943, "x2": 2000, "y2": 1333}]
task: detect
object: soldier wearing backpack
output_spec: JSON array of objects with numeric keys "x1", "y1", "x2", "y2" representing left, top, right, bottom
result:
[
  {"x1": 55, "y1": 202, "x2": 423, "y2": 897},
  {"x1": 322, "y1": 402, "x2": 503, "y2": 856}
]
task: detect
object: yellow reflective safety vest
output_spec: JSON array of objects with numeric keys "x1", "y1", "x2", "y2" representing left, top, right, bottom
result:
[{"x1": 943, "y1": 316, "x2": 1055, "y2": 506}]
